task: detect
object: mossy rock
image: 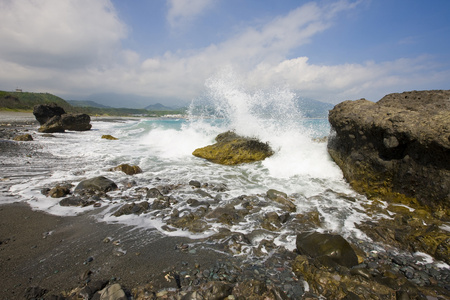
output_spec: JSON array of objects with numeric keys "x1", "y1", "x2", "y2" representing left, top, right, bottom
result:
[
  {"x1": 192, "y1": 131, "x2": 274, "y2": 165},
  {"x1": 296, "y1": 231, "x2": 359, "y2": 268},
  {"x1": 110, "y1": 164, "x2": 142, "y2": 175},
  {"x1": 102, "y1": 134, "x2": 118, "y2": 140},
  {"x1": 13, "y1": 134, "x2": 33, "y2": 141}
]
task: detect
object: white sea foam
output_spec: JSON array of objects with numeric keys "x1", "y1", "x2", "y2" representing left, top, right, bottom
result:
[{"x1": 2, "y1": 71, "x2": 372, "y2": 249}]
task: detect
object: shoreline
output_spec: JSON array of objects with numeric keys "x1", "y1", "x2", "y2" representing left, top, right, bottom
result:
[
  {"x1": 0, "y1": 201, "x2": 230, "y2": 298},
  {"x1": 1, "y1": 111, "x2": 450, "y2": 299},
  {"x1": 0, "y1": 113, "x2": 230, "y2": 298}
]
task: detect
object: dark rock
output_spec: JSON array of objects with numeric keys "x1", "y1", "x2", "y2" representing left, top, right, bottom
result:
[
  {"x1": 34, "y1": 103, "x2": 91, "y2": 132},
  {"x1": 192, "y1": 130, "x2": 274, "y2": 165},
  {"x1": 59, "y1": 196, "x2": 95, "y2": 207},
  {"x1": 328, "y1": 90, "x2": 450, "y2": 208},
  {"x1": 38, "y1": 115, "x2": 65, "y2": 133},
  {"x1": 189, "y1": 180, "x2": 201, "y2": 188},
  {"x1": 266, "y1": 189, "x2": 296, "y2": 212},
  {"x1": 147, "y1": 188, "x2": 162, "y2": 198},
  {"x1": 296, "y1": 231, "x2": 358, "y2": 268},
  {"x1": 113, "y1": 201, "x2": 149, "y2": 216},
  {"x1": 23, "y1": 286, "x2": 47, "y2": 299},
  {"x1": 33, "y1": 103, "x2": 66, "y2": 125},
  {"x1": 61, "y1": 113, "x2": 91, "y2": 131},
  {"x1": 75, "y1": 176, "x2": 117, "y2": 193},
  {"x1": 79, "y1": 280, "x2": 109, "y2": 299},
  {"x1": 13, "y1": 134, "x2": 33, "y2": 141}
]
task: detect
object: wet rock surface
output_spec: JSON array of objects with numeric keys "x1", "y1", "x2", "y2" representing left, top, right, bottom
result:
[
  {"x1": 328, "y1": 90, "x2": 450, "y2": 209},
  {"x1": 192, "y1": 130, "x2": 274, "y2": 165}
]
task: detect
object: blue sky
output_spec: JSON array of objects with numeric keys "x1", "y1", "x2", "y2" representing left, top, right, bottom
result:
[{"x1": 0, "y1": 0, "x2": 449, "y2": 107}]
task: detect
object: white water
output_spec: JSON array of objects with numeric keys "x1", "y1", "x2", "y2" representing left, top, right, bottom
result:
[{"x1": 2, "y1": 73, "x2": 373, "y2": 252}]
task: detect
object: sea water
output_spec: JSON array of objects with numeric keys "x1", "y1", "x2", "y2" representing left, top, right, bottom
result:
[{"x1": 4, "y1": 74, "x2": 374, "y2": 253}]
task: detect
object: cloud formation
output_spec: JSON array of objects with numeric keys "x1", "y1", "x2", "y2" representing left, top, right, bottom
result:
[
  {"x1": 167, "y1": 0, "x2": 215, "y2": 29},
  {"x1": 0, "y1": 0, "x2": 448, "y2": 106}
]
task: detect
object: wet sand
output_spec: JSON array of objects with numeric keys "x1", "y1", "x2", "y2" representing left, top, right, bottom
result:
[
  {"x1": 0, "y1": 202, "x2": 226, "y2": 298},
  {"x1": 0, "y1": 112, "x2": 227, "y2": 298}
]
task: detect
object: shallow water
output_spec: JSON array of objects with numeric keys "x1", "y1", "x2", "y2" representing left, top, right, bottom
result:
[{"x1": 2, "y1": 76, "x2": 377, "y2": 255}]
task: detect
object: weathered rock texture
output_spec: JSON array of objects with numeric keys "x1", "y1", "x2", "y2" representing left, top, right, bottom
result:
[
  {"x1": 192, "y1": 131, "x2": 274, "y2": 165},
  {"x1": 328, "y1": 90, "x2": 450, "y2": 208},
  {"x1": 33, "y1": 103, "x2": 91, "y2": 132}
]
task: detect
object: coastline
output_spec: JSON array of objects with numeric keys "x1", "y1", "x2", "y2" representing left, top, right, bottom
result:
[
  {"x1": 0, "y1": 112, "x2": 228, "y2": 298},
  {"x1": 1, "y1": 111, "x2": 449, "y2": 299},
  {"x1": 0, "y1": 202, "x2": 227, "y2": 298}
]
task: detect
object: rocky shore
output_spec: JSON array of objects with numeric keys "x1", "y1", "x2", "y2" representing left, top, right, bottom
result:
[{"x1": 1, "y1": 109, "x2": 450, "y2": 299}]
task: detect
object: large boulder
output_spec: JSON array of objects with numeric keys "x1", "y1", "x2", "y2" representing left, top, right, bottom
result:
[
  {"x1": 61, "y1": 113, "x2": 92, "y2": 131},
  {"x1": 34, "y1": 103, "x2": 91, "y2": 132},
  {"x1": 33, "y1": 103, "x2": 66, "y2": 125},
  {"x1": 37, "y1": 115, "x2": 65, "y2": 133},
  {"x1": 328, "y1": 90, "x2": 450, "y2": 208},
  {"x1": 192, "y1": 131, "x2": 274, "y2": 165}
]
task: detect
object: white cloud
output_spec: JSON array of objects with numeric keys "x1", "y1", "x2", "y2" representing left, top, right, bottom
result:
[
  {"x1": 167, "y1": 0, "x2": 215, "y2": 29},
  {"x1": 0, "y1": 0, "x2": 448, "y2": 105},
  {"x1": 0, "y1": 0, "x2": 126, "y2": 69}
]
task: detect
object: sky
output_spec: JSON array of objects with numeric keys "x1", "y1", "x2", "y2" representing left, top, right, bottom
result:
[{"x1": 0, "y1": 0, "x2": 449, "y2": 108}]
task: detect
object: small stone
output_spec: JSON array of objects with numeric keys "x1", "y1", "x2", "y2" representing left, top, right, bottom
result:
[{"x1": 189, "y1": 180, "x2": 201, "y2": 188}]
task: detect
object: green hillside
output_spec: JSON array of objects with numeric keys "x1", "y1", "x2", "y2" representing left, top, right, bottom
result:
[
  {"x1": 0, "y1": 91, "x2": 72, "y2": 111},
  {"x1": 0, "y1": 90, "x2": 185, "y2": 117}
]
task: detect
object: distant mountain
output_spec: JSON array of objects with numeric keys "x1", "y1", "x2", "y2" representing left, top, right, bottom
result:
[
  {"x1": 144, "y1": 103, "x2": 173, "y2": 111},
  {"x1": 85, "y1": 92, "x2": 188, "y2": 109},
  {"x1": 68, "y1": 100, "x2": 110, "y2": 108},
  {"x1": 295, "y1": 98, "x2": 334, "y2": 118}
]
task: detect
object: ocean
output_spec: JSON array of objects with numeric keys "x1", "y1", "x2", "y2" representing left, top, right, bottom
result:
[{"x1": 4, "y1": 78, "x2": 373, "y2": 256}]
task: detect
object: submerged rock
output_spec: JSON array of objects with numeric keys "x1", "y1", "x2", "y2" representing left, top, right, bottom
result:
[
  {"x1": 328, "y1": 90, "x2": 450, "y2": 209},
  {"x1": 110, "y1": 164, "x2": 142, "y2": 175},
  {"x1": 102, "y1": 134, "x2": 118, "y2": 140},
  {"x1": 192, "y1": 131, "x2": 274, "y2": 165}
]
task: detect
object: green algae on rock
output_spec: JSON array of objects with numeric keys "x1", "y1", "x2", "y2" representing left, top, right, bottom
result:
[
  {"x1": 192, "y1": 131, "x2": 274, "y2": 165},
  {"x1": 110, "y1": 163, "x2": 142, "y2": 175},
  {"x1": 101, "y1": 134, "x2": 118, "y2": 140},
  {"x1": 328, "y1": 90, "x2": 450, "y2": 209}
]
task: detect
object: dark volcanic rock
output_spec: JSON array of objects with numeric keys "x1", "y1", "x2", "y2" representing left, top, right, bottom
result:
[
  {"x1": 33, "y1": 103, "x2": 66, "y2": 125},
  {"x1": 38, "y1": 115, "x2": 65, "y2": 133},
  {"x1": 74, "y1": 176, "x2": 118, "y2": 193},
  {"x1": 192, "y1": 131, "x2": 274, "y2": 165},
  {"x1": 296, "y1": 231, "x2": 358, "y2": 268},
  {"x1": 34, "y1": 103, "x2": 92, "y2": 132},
  {"x1": 328, "y1": 90, "x2": 450, "y2": 208},
  {"x1": 61, "y1": 113, "x2": 92, "y2": 131}
]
